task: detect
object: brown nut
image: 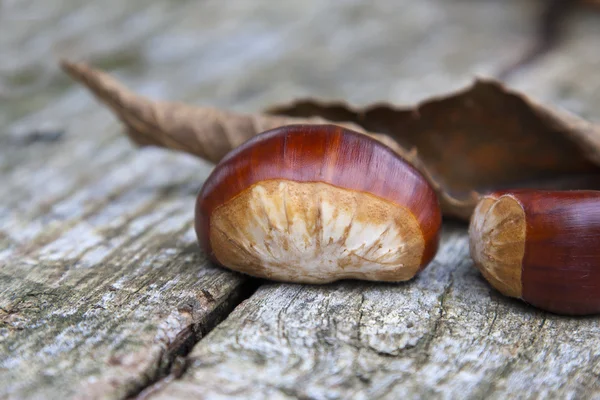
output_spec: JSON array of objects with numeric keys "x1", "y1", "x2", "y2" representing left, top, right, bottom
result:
[
  {"x1": 469, "y1": 190, "x2": 600, "y2": 315},
  {"x1": 195, "y1": 124, "x2": 442, "y2": 283}
]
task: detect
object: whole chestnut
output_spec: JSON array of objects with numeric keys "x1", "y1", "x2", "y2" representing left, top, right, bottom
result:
[
  {"x1": 469, "y1": 190, "x2": 600, "y2": 315},
  {"x1": 195, "y1": 124, "x2": 441, "y2": 283}
]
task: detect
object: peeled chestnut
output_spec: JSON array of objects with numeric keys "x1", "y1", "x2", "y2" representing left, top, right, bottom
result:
[
  {"x1": 195, "y1": 124, "x2": 441, "y2": 283},
  {"x1": 469, "y1": 190, "x2": 600, "y2": 315}
]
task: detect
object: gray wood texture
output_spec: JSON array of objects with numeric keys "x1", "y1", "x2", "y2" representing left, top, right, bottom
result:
[
  {"x1": 149, "y1": 226, "x2": 600, "y2": 400},
  {"x1": 1, "y1": 1, "x2": 599, "y2": 399}
]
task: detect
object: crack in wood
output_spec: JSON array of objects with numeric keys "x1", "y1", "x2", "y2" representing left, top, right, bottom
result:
[{"x1": 126, "y1": 278, "x2": 261, "y2": 400}]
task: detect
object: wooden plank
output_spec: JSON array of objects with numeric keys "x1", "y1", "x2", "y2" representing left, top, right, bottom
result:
[
  {"x1": 0, "y1": 96, "x2": 254, "y2": 399},
  {"x1": 0, "y1": 2, "x2": 261, "y2": 398},
  {"x1": 2, "y1": 0, "x2": 599, "y2": 398},
  {"x1": 0, "y1": 121, "x2": 253, "y2": 399},
  {"x1": 146, "y1": 226, "x2": 600, "y2": 400}
]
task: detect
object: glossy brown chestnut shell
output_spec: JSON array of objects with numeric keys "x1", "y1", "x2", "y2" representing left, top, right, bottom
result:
[
  {"x1": 195, "y1": 124, "x2": 441, "y2": 283},
  {"x1": 469, "y1": 190, "x2": 600, "y2": 315}
]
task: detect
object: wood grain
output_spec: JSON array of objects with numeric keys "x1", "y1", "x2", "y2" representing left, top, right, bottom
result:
[
  {"x1": 1, "y1": 0, "x2": 600, "y2": 398},
  {"x1": 145, "y1": 226, "x2": 600, "y2": 400},
  {"x1": 0, "y1": 98, "x2": 254, "y2": 399}
]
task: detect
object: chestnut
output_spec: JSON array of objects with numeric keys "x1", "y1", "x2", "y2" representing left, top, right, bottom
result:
[
  {"x1": 195, "y1": 124, "x2": 441, "y2": 283},
  {"x1": 469, "y1": 190, "x2": 600, "y2": 315}
]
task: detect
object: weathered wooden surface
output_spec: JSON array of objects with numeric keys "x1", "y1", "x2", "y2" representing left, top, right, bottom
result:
[
  {"x1": 1, "y1": 0, "x2": 600, "y2": 399},
  {"x1": 149, "y1": 226, "x2": 600, "y2": 399},
  {"x1": 0, "y1": 62, "x2": 254, "y2": 399}
]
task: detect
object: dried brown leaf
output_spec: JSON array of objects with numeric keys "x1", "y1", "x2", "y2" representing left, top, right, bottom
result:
[
  {"x1": 61, "y1": 61, "x2": 600, "y2": 221},
  {"x1": 61, "y1": 61, "x2": 414, "y2": 185},
  {"x1": 267, "y1": 81, "x2": 600, "y2": 219},
  {"x1": 60, "y1": 61, "x2": 394, "y2": 163}
]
